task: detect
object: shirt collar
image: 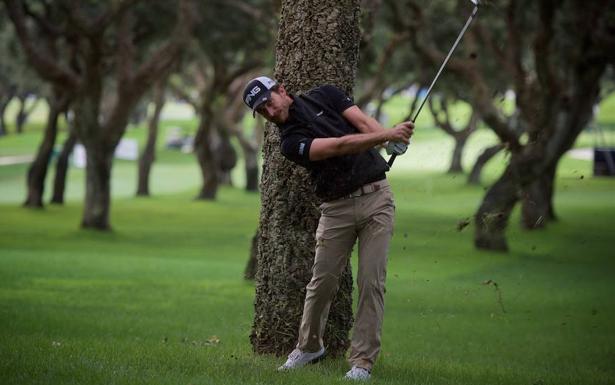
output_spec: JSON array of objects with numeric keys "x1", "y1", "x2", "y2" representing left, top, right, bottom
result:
[{"x1": 278, "y1": 94, "x2": 303, "y2": 129}]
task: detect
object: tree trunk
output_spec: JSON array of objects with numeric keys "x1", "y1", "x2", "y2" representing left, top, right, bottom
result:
[
  {"x1": 74, "y1": 90, "x2": 115, "y2": 230},
  {"x1": 50, "y1": 129, "x2": 77, "y2": 204},
  {"x1": 467, "y1": 143, "x2": 504, "y2": 185},
  {"x1": 81, "y1": 143, "x2": 114, "y2": 230},
  {"x1": 521, "y1": 163, "x2": 558, "y2": 229},
  {"x1": 474, "y1": 166, "x2": 520, "y2": 251},
  {"x1": 223, "y1": 89, "x2": 261, "y2": 192},
  {"x1": 448, "y1": 135, "x2": 467, "y2": 174},
  {"x1": 244, "y1": 230, "x2": 259, "y2": 280},
  {"x1": 15, "y1": 94, "x2": 38, "y2": 134},
  {"x1": 245, "y1": 144, "x2": 259, "y2": 192},
  {"x1": 251, "y1": 0, "x2": 360, "y2": 357},
  {"x1": 0, "y1": 95, "x2": 11, "y2": 136},
  {"x1": 194, "y1": 110, "x2": 219, "y2": 200},
  {"x1": 23, "y1": 91, "x2": 68, "y2": 207},
  {"x1": 15, "y1": 95, "x2": 26, "y2": 134},
  {"x1": 136, "y1": 80, "x2": 166, "y2": 196},
  {"x1": 217, "y1": 129, "x2": 237, "y2": 186}
]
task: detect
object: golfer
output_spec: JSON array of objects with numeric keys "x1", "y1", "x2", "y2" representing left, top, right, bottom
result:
[{"x1": 243, "y1": 76, "x2": 413, "y2": 381}]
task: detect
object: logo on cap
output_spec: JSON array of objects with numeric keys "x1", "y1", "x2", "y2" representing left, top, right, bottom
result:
[
  {"x1": 245, "y1": 85, "x2": 262, "y2": 105},
  {"x1": 243, "y1": 76, "x2": 277, "y2": 114}
]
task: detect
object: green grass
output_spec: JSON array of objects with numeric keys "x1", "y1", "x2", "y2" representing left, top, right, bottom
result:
[
  {"x1": 1, "y1": 170, "x2": 614, "y2": 385},
  {"x1": 1, "y1": 101, "x2": 615, "y2": 384}
]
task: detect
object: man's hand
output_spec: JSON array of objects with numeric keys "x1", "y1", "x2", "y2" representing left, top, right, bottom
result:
[
  {"x1": 387, "y1": 121, "x2": 414, "y2": 143},
  {"x1": 385, "y1": 121, "x2": 414, "y2": 156}
]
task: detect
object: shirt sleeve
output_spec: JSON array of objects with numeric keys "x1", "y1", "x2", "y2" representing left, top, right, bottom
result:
[
  {"x1": 281, "y1": 134, "x2": 313, "y2": 167},
  {"x1": 321, "y1": 84, "x2": 355, "y2": 113}
]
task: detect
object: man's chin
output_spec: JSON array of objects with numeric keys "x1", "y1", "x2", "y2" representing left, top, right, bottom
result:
[{"x1": 270, "y1": 116, "x2": 286, "y2": 125}]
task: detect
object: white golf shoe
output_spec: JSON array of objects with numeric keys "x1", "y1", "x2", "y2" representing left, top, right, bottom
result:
[
  {"x1": 277, "y1": 347, "x2": 325, "y2": 371},
  {"x1": 344, "y1": 365, "x2": 371, "y2": 381}
]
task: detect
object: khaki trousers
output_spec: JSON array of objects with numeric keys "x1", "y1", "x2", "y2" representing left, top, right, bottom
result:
[{"x1": 297, "y1": 180, "x2": 394, "y2": 370}]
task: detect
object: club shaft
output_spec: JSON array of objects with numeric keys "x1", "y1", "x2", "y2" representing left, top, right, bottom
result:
[
  {"x1": 411, "y1": 5, "x2": 478, "y2": 123},
  {"x1": 388, "y1": 5, "x2": 478, "y2": 169}
]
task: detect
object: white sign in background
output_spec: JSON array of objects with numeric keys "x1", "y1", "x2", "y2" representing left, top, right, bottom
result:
[{"x1": 71, "y1": 139, "x2": 139, "y2": 168}]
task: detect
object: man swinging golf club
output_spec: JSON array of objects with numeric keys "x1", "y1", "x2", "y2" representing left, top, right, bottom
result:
[
  {"x1": 243, "y1": 76, "x2": 413, "y2": 381},
  {"x1": 243, "y1": 0, "x2": 481, "y2": 379}
]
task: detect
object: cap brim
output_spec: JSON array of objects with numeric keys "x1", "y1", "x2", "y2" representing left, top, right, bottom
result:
[{"x1": 251, "y1": 93, "x2": 272, "y2": 118}]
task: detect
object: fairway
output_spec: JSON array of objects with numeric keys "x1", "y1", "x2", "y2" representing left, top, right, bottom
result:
[{"x1": 1, "y1": 123, "x2": 614, "y2": 384}]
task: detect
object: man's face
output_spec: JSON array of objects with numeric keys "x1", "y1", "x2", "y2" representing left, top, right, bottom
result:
[{"x1": 256, "y1": 85, "x2": 292, "y2": 124}]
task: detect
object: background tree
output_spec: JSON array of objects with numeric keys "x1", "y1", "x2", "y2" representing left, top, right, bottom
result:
[
  {"x1": 3, "y1": 2, "x2": 71, "y2": 208},
  {"x1": 399, "y1": 0, "x2": 615, "y2": 250},
  {"x1": 251, "y1": 0, "x2": 360, "y2": 357},
  {"x1": 23, "y1": 87, "x2": 69, "y2": 207},
  {"x1": 169, "y1": 0, "x2": 273, "y2": 200},
  {"x1": 428, "y1": 96, "x2": 480, "y2": 173},
  {"x1": 14, "y1": 89, "x2": 39, "y2": 134},
  {"x1": 0, "y1": 7, "x2": 43, "y2": 137},
  {"x1": 136, "y1": 76, "x2": 168, "y2": 197},
  {"x1": 356, "y1": 0, "x2": 418, "y2": 118},
  {"x1": 50, "y1": 116, "x2": 77, "y2": 205},
  {"x1": 215, "y1": 72, "x2": 265, "y2": 192},
  {"x1": 4, "y1": 0, "x2": 195, "y2": 229},
  {"x1": 0, "y1": 15, "x2": 15, "y2": 137}
]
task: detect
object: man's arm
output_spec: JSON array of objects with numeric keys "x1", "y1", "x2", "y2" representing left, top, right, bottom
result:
[
  {"x1": 342, "y1": 106, "x2": 385, "y2": 134},
  {"x1": 309, "y1": 122, "x2": 413, "y2": 161}
]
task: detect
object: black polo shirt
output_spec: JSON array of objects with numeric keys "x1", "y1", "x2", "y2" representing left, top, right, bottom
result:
[{"x1": 277, "y1": 85, "x2": 388, "y2": 201}]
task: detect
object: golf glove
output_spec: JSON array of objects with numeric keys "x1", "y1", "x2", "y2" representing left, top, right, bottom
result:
[{"x1": 386, "y1": 141, "x2": 408, "y2": 156}]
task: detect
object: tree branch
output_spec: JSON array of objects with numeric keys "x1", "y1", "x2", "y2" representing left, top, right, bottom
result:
[
  {"x1": 131, "y1": 0, "x2": 195, "y2": 95},
  {"x1": 3, "y1": 0, "x2": 80, "y2": 89},
  {"x1": 116, "y1": 8, "x2": 136, "y2": 91}
]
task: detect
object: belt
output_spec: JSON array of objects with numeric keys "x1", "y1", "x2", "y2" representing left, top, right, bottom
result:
[{"x1": 343, "y1": 180, "x2": 386, "y2": 199}]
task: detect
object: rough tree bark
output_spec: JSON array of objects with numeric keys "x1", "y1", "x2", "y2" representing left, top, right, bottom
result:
[
  {"x1": 137, "y1": 78, "x2": 167, "y2": 196},
  {"x1": 251, "y1": 0, "x2": 360, "y2": 357},
  {"x1": 23, "y1": 89, "x2": 69, "y2": 207}
]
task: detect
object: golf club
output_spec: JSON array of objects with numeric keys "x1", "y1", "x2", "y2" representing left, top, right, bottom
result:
[{"x1": 388, "y1": 0, "x2": 480, "y2": 168}]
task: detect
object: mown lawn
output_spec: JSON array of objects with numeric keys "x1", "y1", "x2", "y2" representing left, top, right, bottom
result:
[{"x1": 1, "y1": 97, "x2": 615, "y2": 384}]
